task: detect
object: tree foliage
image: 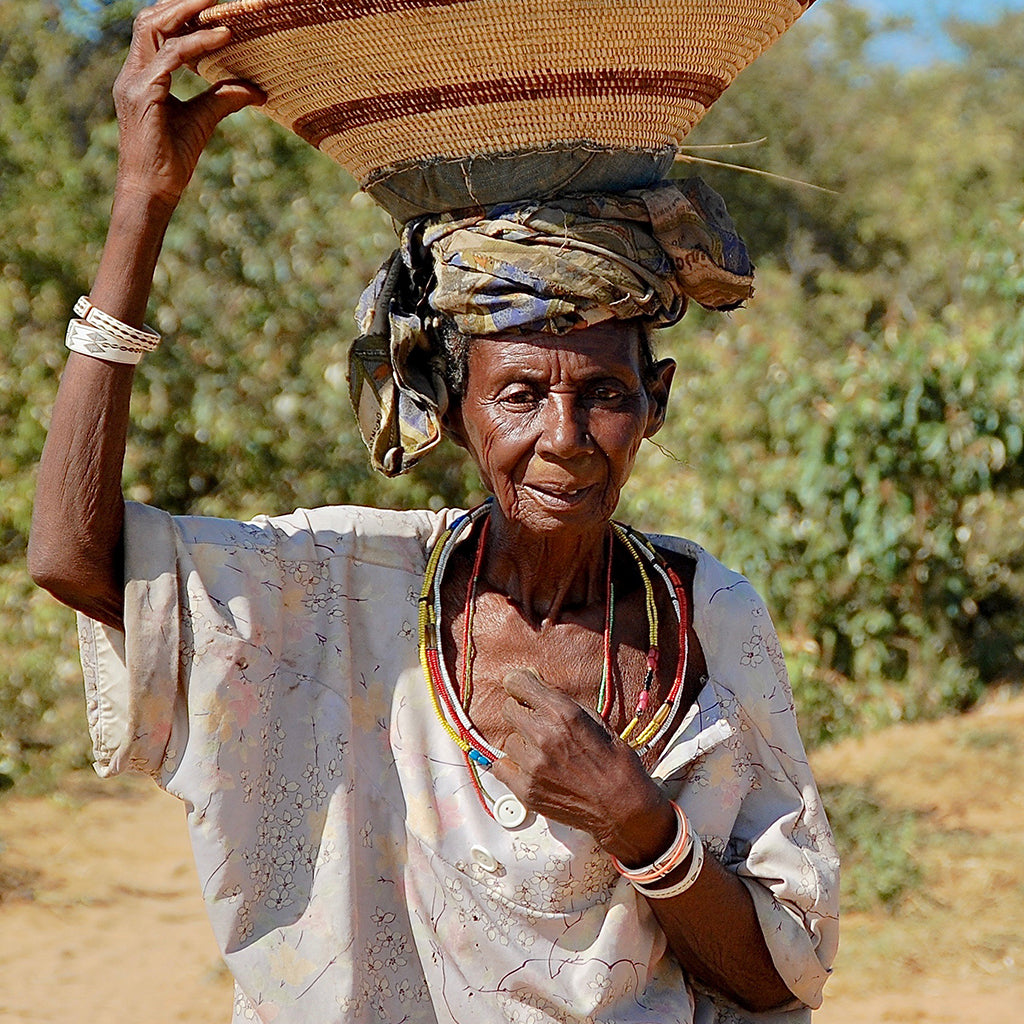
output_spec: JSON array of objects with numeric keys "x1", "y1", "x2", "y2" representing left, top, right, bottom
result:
[{"x1": 2, "y1": 1, "x2": 1022, "y2": 785}]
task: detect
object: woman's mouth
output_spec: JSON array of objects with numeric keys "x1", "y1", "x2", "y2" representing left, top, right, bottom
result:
[{"x1": 523, "y1": 483, "x2": 595, "y2": 509}]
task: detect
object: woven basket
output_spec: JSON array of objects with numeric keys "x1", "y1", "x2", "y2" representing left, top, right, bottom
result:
[{"x1": 193, "y1": 0, "x2": 817, "y2": 218}]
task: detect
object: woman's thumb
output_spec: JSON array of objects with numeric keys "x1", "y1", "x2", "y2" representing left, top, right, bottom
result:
[{"x1": 191, "y1": 79, "x2": 266, "y2": 126}]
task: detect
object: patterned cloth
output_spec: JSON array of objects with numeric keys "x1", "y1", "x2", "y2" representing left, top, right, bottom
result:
[
  {"x1": 77, "y1": 501, "x2": 838, "y2": 1024},
  {"x1": 348, "y1": 178, "x2": 753, "y2": 476}
]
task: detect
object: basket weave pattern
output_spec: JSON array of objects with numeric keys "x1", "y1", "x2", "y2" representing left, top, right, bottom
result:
[{"x1": 195, "y1": 0, "x2": 816, "y2": 185}]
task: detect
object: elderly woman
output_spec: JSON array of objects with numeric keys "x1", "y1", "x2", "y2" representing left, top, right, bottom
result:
[{"x1": 30, "y1": 2, "x2": 838, "y2": 1022}]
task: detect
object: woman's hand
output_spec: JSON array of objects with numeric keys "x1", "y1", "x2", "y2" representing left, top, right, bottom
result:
[
  {"x1": 490, "y1": 668, "x2": 794, "y2": 1012},
  {"x1": 490, "y1": 668, "x2": 676, "y2": 865},
  {"x1": 113, "y1": 0, "x2": 264, "y2": 214}
]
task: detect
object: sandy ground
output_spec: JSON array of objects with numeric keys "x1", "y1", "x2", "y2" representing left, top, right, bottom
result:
[{"x1": 2, "y1": 696, "x2": 1023, "y2": 1023}]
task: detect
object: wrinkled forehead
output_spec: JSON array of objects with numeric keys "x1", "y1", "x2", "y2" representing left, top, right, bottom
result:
[{"x1": 464, "y1": 321, "x2": 652, "y2": 381}]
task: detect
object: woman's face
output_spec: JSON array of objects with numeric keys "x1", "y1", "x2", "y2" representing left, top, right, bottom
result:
[{"x1": 447, "y1": 322, "x2": 675, "y2": 535}]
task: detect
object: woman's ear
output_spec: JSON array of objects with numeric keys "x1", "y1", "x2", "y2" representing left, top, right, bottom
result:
[
  {"x1": 441, "y1": 402, "x2": 469, "y2": 450},
  {"x1": 644, "y1": 358, "x2": 676, "y2": 437}
]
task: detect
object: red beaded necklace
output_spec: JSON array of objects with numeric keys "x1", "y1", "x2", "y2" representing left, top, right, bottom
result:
[{"x1": 418, "y1": 504, "x2": 690, "y2": 816}]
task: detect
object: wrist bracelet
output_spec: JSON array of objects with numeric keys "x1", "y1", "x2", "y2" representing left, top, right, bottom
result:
[
  {"x1": 65, "y1": 319, "x2": 146, "y2": 365},
  {"x1": 610, "y1": 801, "x2": 693, "y2": 884},
  {"x1": 72, "y1": 296, "x2": 161, "y2": 352},
  {"x1": 632, "y1": 831, "x2": 705, "y2": 899}
]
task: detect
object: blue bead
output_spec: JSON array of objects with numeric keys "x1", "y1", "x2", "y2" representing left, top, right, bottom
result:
[{"x1": 468, "y1": 750, "x2": 491, "y2": 767}]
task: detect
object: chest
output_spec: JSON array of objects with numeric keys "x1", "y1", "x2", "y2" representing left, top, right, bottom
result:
[{"x1": 438, "y1": 577, "x2": 690, "y2": 754}]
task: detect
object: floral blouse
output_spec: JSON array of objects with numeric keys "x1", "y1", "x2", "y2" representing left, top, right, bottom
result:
[{"x1": 77, "y1": 502, "x2": 838, "y2": 1024}]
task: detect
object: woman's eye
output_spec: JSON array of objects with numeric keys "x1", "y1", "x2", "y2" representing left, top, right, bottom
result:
[{"x1": 498, "y1": 388, "x2": 537, "y2": 407}]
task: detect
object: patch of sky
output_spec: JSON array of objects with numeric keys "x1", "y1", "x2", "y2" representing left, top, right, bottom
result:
[
  {"x1": 851, "y1": 0, "x2": 1024, "y2": 65},
  {"x1": 59, "y1": 0, "x2": 135, "y2": 41}
]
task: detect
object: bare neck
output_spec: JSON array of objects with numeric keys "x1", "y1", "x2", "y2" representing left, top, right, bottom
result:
[{"x1": 480, "y1": 506, "x2": 611, "y2": 629}]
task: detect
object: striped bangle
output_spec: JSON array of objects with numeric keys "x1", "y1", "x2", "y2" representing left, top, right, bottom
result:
[
  {"x1": 633, "y1": 831, "x2": 705, "y2": 899},
  {"x1": 72, "y1": 296, "x2": 161, "y2": 352},
  {"x1": 65, "y1": 319, "x2": 147, "y2": 365},
  {"x1": 610, "y1": 801, "x2": 693, "y2": 884}
]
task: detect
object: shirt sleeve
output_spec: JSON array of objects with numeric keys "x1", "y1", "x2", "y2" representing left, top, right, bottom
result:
[
  {"x1": 76, "y1": 500, "x2": 449, "y2": 785},
  {"x1": 727, "y1": 678, "x2": 840, "y2": 1012},
  {"x1": 729, "y1": 602, "x2": 838, "y2": 1011},
  {"x1": 653, "y1": 543, "x2": 840, "y2": 1016},
  {"x1": 77, "y1": 501, "x2": 290, "y2": 781}
]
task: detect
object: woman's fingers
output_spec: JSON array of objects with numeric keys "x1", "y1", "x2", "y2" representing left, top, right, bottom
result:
[
  {"x1": 132, "y1": 0, "x2": 225, "y2": 51},
  {"x1": 161, "y1": 25, "x2": 233, "y2": 67},
  {"x1": 493, "y1": 668, "x2": 660, "y2": 847},
  {"x1": 110, "y1": 0, "x2": 260, "y2": 207},
  {"x1": 500, "y1": 668, "x2": 544, "y2": 727},
  {"x1": 501, "y1": 667, "x2": 609, "y2": 736},
  {"x1": 498, "y1": 667, "x2": 616, "y2": 793},
  {"x1": 501, "y1": 667, "x2": 581, "y2": 723},
  {"x1": 114, "y1": 29, "x2": 230, "y2": 123},
  {"x1": 123, "y1": 24, "x2": 232, "y2": 94},
  {"x1": 115, "y1": 4, "x2": 230, "y2": 112},
  {"x1": 121, "y1": 0, "x2": 230, "y2": 90},
  {"x1": 501, "y1": 666, "x2": 547, "y2": 705}
]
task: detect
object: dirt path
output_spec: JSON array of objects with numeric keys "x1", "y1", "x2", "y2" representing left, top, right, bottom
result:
[
  {"x1": 2, "y1": 696, "x2": 1023, "y2": 1023},
  {"x1": 0, "y1": 775, "x2": 231, "y2": 1022}
]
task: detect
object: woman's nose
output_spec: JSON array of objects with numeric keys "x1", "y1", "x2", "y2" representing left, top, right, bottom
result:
[{"x1": 537, "y1": 394, "x2": 592, "y2": 458}]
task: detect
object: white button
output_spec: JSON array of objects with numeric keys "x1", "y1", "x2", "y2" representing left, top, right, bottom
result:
[
  {"x1": 470, "y1": 844, "x2": 499, "y2": 873},
  {"x1": 494, "y1": 794, "x2": 528, "y2": 829}
]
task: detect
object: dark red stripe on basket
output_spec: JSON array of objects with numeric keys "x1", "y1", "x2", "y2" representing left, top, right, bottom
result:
[
  {"x1": 293, "y1": 69, "x2": 729, "y2": 146},
  {"x1": 195, "y1": 0, "x2": 481, "y2": 37},
  {"x1": 197, "y1": 0, "x2": 812, "y2": 38}
]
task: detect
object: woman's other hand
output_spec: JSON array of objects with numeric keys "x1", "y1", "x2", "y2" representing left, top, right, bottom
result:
[
  {"x1": 491, "y1": 668, "x2": 677, "y2": 866},
  {"x1": 113, "y1": 0, "x2": 264, "y2": 214},
  {"x1": 492, "y1": 667, "x2": 794, "y2": 1012}
]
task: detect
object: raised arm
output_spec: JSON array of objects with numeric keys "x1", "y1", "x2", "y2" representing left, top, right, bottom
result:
[{"x1": 28, "y1": 0, "x2": 262, "y2": 630}]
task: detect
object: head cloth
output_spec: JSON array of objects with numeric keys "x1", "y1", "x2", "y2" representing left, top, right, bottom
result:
[{"x1": 348, "y1": 177, "x2": 753, "y2": 476}]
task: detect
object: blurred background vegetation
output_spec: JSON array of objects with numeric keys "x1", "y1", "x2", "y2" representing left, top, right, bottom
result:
[{"x1": 1, "y1": 0, "x2": 1022, "y2": 795}]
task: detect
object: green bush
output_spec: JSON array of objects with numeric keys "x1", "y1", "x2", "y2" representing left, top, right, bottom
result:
[
  {"x1": 622, "y1": 229, "x2": 1024, "y2": 743},
  {"x1": 819, "y1": 782, "x2": 923, "y2": 911}
]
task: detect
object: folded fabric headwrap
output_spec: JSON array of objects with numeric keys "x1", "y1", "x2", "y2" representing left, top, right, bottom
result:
[{"x1": 348, "y1": 177, "x2": 753, "y2": 476}]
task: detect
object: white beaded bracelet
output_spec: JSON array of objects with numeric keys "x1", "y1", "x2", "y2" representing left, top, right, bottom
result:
[
  {"x1": 73, "y1": 296, "x2": 161, "y2": 351},
  {"x1": 632, "y1": 832, "x2": 705, "y2": 899},
  {"x1": 65, "y1": 318, "x2": 146, "y2": 365}
]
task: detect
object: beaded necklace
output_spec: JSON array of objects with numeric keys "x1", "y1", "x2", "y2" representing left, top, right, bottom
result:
[{"x1": 417, "y1": 503, "x2": 690, "y2": 809}]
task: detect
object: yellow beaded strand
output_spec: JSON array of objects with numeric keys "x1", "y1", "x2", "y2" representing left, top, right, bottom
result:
[{"x1": 418, "y1": 517, "x2": 474, "y2": 756}]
